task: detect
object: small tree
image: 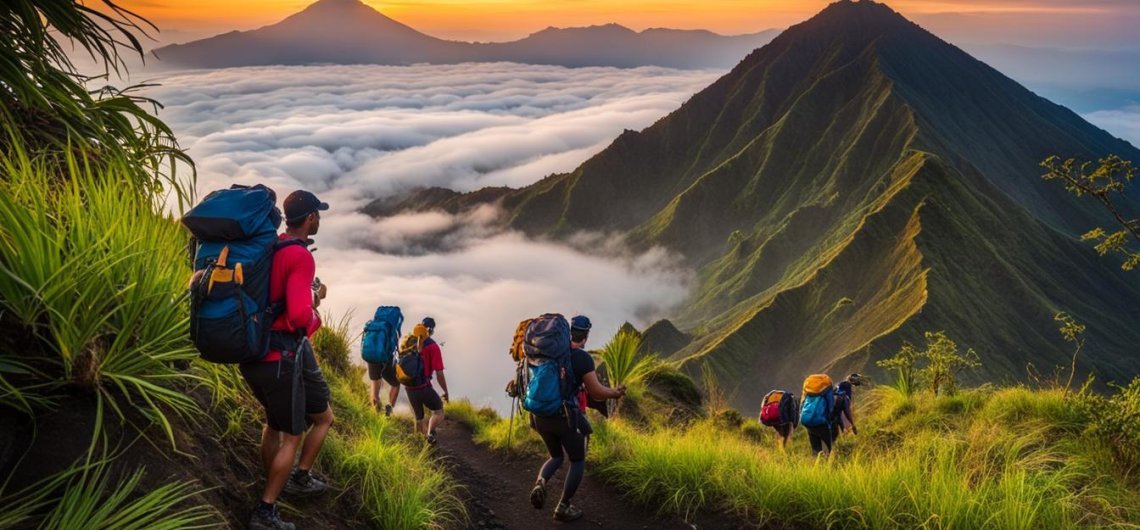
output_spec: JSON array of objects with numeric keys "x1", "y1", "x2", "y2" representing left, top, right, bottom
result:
[
  {"x1": 1041, "y1": 155, "x2": 1139, "y2": 270},
  {"x1": 1054, "y1": 312, "x2": 1086, "y2": 395},
  {"x1": 920, "y1": 331, "x2": 980, "y2": 396},
  {"x1": 877, "y1": 342, "x2": 918, "y2": 396}
]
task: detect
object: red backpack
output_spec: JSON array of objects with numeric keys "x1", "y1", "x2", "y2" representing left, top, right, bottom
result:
[{"x1": 759, "y1": 390, "x2": 799, "y2": 427}]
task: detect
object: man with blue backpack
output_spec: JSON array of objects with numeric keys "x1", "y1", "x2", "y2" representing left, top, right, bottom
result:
[
  {"x1": 362, "y1": 306, "x2": 404, "y2": 417},
  {"x1": 188, "y1": 189, "x2": 334, "y2": 530},
  {"x1": 525, "y1": 314, "x2": 625, "y2": 522}
]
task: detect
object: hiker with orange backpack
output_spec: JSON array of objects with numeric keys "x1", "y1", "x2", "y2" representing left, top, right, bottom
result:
[
  {"x1": 398, "y1": 318, "x2": 449, "y2": 444},
  {"x1": 800, "y1": 373, "x2": 838, "y2": 457},
  {"x1": 524, "y1": 315, "x2": 626, "y2": 522}
]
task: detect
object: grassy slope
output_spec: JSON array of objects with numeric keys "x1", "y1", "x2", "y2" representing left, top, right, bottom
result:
[{"x1": 448, "y1": 384, "x2": 1140, "y2": 529}]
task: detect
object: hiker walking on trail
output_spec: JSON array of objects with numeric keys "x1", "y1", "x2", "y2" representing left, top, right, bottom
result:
[
  {"x1": 834, "y1": 373, "x2": 863, "y2": 437},
  {"x1": 399, "y1": 317, "x2": 449, "y2": 444},
  {"x1": 361, "y1": 306, "x2": 403, "y2": 416},
  {"x1": 526, "y1": 314, "x2": 626, "y2": 522},
  {"x1": 759, "y1": 389, "x2": 799, "y2": 450},
  {"x1": 238, "y1": 191, "x2": 335, "y2": 530},
  {"x1": 800, "y1": 373, "x2": 837, "y2": 457}
]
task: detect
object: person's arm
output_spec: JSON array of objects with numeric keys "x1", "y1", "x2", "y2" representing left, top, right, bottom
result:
[
  {"x1": 436, "y1": 371, "x2": 449, "y2": 402},
  {"x1": 582, "y1": 372, "x2": 625, "y2": 401},
  {"x1": 284, "y1": 248, "x2": 320, "y2": 334}
]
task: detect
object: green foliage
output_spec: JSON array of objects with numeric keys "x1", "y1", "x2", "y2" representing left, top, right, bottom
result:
[
  {"x1": 0, "y1": 1, "x2": 191, "y2": 198},
  {"x1": 877, "y1": 341, "x2": 919, "y2": 396},
  {"x1": 1053, "y1": 312, "x2": 1086, "y2": 394},
  {"x1": 885, "y1": 331, "x2": 980, "y2": 397},
  {"x1": 311, "y1": 312, "x2": 356, "y2": 378},
  {"x1": 1041, "y1": 155, "x2": 1139, "y2": 271},
  {"x1": 599, "y1": 330, "x2": 658, "y2": 390},
  {"x1": 1084, "y1": 377, "x2": 1140, "y2": 477},
  {"x1": 0, "y1": 150, "x2": 200, "y2": 443}
]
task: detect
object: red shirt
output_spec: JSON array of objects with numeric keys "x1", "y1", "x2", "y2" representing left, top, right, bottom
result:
[
  {"x1": 410, "y1": 338, "x2": 444, "y2": 388},
  {"x1": 262, "y1": 234, "x2": 321, "y2": 362}
]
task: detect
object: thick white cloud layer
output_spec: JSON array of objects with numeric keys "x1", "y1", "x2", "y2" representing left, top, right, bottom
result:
[
  {"x1": 148, "y1": 63, "x2": 711, "y2": 412},
  {"x1": 1084, "y1": 105, "x2": 1140, "y2": 149}
]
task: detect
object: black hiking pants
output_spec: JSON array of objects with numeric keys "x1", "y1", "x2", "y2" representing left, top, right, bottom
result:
[
  {"x1": 532, "y1": 410, "x2": 589, "y2": 503},
  {"x1": 806, "y1": 423, "x2": 840, "y2": 455}
]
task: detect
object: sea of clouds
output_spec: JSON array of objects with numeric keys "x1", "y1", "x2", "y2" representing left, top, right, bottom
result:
[{"x1": 146, "y1": 63, "x2": 718, "y2": 413}]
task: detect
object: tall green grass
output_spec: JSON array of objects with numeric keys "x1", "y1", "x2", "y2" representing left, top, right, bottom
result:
[
  {"x1": 457, "y1": 385, "x2": 1140, "y2": 529},
  {"x1": 0, "y1": 150, "x2": 199, "y2": 443}
]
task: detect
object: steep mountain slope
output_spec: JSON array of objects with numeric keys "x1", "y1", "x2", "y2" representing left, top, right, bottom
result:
[
  {"x1": 153, "y1": 0, "x2": 778, "y2": 70},
  {"x1": 374, "y1": 0, "x2": 1140, "y2": 412}
]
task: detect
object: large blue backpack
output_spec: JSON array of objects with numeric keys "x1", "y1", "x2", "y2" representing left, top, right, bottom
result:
[
  {"x1": 799, "y1": 374, "x2": 836, "y2": 428},
  {"x1": 183, "y1": 184, "x2": 294, "y2": 364},
  {"x1": 362, "y1": 306, "x2": 403, "y2": 365},
  {"x1": 521, "y1": 314, "x2": 575, "y2": 417}
]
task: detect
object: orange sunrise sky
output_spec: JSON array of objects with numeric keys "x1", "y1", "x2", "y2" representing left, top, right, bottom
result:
[{"x1": 110, "y1": 0, "x2": 1140, "y2": 47}]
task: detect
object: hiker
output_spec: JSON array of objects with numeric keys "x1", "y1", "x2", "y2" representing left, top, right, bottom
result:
[
  {"x1": 834, "y1": 373, "x2": 863, "y2": 436},
  {"x1": 368, "y1": 355, "x2": 401, "y2": 416},
  {"x1": 800, "y1": 373, "x2": 837, "y2": 457},
  {"x1": 528, "y1": 315, "x2": 626, "y2": 522},
  {"x1": 239, "y1": 190, "x2": 334, "y2": 530},
  {"x1": 759, "y1": 390, "x2": 799, "y2": 450},
  {"x1": 401, "y1": 317, "x2": 449, "y2": 444}
]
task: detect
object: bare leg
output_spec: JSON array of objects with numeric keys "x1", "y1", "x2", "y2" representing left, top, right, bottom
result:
[
  {"x1": 388, "y1": 383, "x2": 400, "y2": 408},
  {"x1": 262, "y1": 433, "x2": 303, "y2": 504},
  {"x1": 370, "y1": 380, "x2": 381, "y2": 409},
  {"x1": 427, "y1": 409, "x2": 444, "y2": 435},
  {"x1": 297, "y1": 407, "x2": 334, "y2": 471},
  {"x1": 260, "y1": 425, "x2": 280, "y2": 471}
]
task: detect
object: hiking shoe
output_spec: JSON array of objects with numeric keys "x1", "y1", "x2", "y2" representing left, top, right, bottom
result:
[
  {"x1": 384, "y1": 404, "x2": 392, "y2": 417},
  {"x1": 283, "y1": 468, "x2": 328, "y2": 496},
  {"x1": 249, "y1": 505, "x2": 295, "y2": 530},
  {"x1": 553, "y1": 501, "x2": 583, "y2": 522},
  {"x1": 529, "y1": 480, "x2": 546, "y2": 509},
  {"x1": 426, "y1": 432, "x2": 437, "y2": 445}
]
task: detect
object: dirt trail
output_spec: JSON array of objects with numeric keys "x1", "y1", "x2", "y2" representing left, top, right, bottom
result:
[{"x1": 434, "y1": 418, "x2": 742, "y2": 530}]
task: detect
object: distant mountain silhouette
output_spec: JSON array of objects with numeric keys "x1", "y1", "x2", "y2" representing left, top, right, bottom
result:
[
  {"x1": 374, "y1": 0, "x2": 1140, "y2": 412},
  {"x1": 153, "y1": 0, "x2": 779, "y2": 69}
]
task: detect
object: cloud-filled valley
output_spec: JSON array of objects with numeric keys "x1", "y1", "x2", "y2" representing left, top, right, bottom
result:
[{"x1": 147, "y1": 63, "x2": 711, "y2": 411}]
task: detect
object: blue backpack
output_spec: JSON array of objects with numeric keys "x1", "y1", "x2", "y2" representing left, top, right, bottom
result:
[
  {"x1": 183, "y1": 184, "x2": 295, "y2": 364},
  {"x1": 521, "y1": 314, "x2": 575, "y2": 417},
  {"x1": 362, "y1": 306, "x2": 403, "y2": 365},
  {"x1": 799, "y1": 374, "x2": 836, "y2": 428}
]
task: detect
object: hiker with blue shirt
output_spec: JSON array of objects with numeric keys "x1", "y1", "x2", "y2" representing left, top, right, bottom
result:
[{"x1": 526, "y1": 315, "x2": 626, "y2": 522}]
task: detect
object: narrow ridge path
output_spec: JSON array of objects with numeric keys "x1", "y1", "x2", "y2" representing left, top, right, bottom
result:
[{"x1": 434, "y1": 418, "x2": 742, "y2": 530}]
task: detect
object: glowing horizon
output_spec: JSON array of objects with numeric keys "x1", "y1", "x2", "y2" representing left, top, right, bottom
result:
[{"x1": 109, "y1": 0, "x2": 1140, "y2": 46}]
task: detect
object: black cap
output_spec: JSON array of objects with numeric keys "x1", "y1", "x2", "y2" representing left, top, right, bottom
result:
[
  {"x1": 422, "y1": 317, "x2": 436, "y2": 330},
  {"x1": 570, "y1": 315, "x2": 591, "y2": 331},
  {"x1": 284, "y1": 190, "x2": 329, "y2": 223}
]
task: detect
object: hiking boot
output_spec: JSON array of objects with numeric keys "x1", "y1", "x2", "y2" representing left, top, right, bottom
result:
[
  {"x1": 249, "y1": 505, "x2": 295, "y2": 530},
  {"x1": 426, "y1": 432, "x2": 437, "y2": 445},
  {"x1": 283, "y1": 468, "x2": 328, "y2": 496},
  {"x1": 553, "y1": 501, "x2": 583, "y2": 522},
  {"x1": 384, "y1": 404, "x2": 392, "y2": 417},
  {"x1": 529, "y1": 479, "x2": 547, "y2": 509}
]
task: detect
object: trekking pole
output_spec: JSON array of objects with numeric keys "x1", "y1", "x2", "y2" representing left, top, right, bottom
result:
[{"x1": 506, "y1": 394, "x2": 517, "y2": 458}]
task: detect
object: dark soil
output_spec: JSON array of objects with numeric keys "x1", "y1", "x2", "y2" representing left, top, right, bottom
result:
[
  {"x1": 0, "y1": 387, "x2": 366, "y2": 529},
  {"x1": 434, "y1": 418, "x2": 747, "y2": 530}
]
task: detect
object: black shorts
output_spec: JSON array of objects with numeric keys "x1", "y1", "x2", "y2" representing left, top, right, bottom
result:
[
  {"x1": 366, "y1": 361, "x2": 399, "y2": 386},
  {"x1": 405, "y1": 385, "x2": 443, "y2": 421},
  {"x1": 240, "y1": 343, "x2": 330, "y2": 436},
  {"x1": 531, "y1": 410, "x2": 588, "y2": 462}
]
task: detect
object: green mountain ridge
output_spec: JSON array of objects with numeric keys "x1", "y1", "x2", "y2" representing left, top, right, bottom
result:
[{"x1": 369, "y1": 0, "x2": 1140, "y2": 412}]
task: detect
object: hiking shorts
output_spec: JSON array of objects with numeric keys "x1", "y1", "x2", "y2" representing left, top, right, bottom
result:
[
  {"x1": 531, "y1": 410, "x2": 588, "y2": 462},
  {"x1": 406, "y1": 385, "x2": 443, "y2": 421},
  {"x1": 240, "y1": 344, "x2": 330, "y2": 436},
  {"x1": 366, "y1": 361, "x2": 399, "y2": 387}
]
